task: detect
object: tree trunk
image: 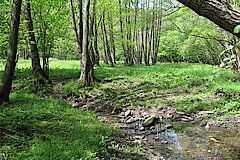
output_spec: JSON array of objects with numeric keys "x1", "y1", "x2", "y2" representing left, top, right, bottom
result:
[
  {"x1": 102, "y1": 14, "x2": 114, "y2": 67},
  {"x1": 80, "y1": 0, "x2": 94, "y2": 86},
  {"x1": 108, "y1": 12, "x2": 116, "y2": 64},
  {"x1": 24, "y1": 0, "x2": 47, "y2": 82},
  {"x1": 0, "y1": 0, "x2": 22, "y2": 102},
  {"x1": 69, "y1": 0, "x2": 81, "y2": 54},
  {"x1": 101, "y1": 22, "x2": 109, "y2": 64},
  {"x1": 118, "y1": 0, "x2": 127, "y2": 64},
  {"x1": 177, "y1": 0, "x2": 240, "y2": 37},
  {"x1": 152, "y1": 0, "x2": 162, "y2": 65},
  {"x1": 89, "y1": 0, "x2": 96, "y2": 67},
  {"x1": 93, "y1": 18, "x2": 100, "y2": 66},
  {"x1": 144, "y1": 1, "x2": 150, "y2": 66}
]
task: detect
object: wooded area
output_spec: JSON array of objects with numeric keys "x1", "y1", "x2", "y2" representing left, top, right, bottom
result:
[{"x1": 0, "y1": 0, "x2": 240, "y2": 159}]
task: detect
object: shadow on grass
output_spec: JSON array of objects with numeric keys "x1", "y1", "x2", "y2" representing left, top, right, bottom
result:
[{"x1": 0, "y1": 93, "x2": 146, "y2": 159}]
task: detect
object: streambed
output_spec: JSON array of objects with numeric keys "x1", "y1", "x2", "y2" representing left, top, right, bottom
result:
[{"x1": 97, "y1": 113, "x2": 240, "y2": 159}]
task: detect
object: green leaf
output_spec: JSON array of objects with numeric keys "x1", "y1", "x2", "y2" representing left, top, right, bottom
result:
[
  {"x1": 234, "y1": 25, "x2": 240, "y2": 34},
  {"x1": 180, "y1": 7, "x2": 190, "y2": 13}
]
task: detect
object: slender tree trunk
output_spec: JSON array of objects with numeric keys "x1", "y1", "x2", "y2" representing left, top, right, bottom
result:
[
  {"x1": 152, "y1": 0, "x2": 162, "y2": 65},
  {"x1": 77, "y1": 0, "x2": 83, "y2": 50},
  {"x1": 144, "y1": 2, "x2": 150, "y2": 66},
  {"x1": 102, "y1": 14, "x2": 114, "y2": 66},
  {"x1": 0, "y1": 0, "x2": 22, "y2": 102},
  {"x1": 125, "y1": 2, "x2": 133, "y2": 66},
  {"x1": 80, "y1": 0, "x2": 94, "y2": 85},
  {"x1": 101, "y1": 22, "x2": 109, "y2": 64},
  {"x1": 24, "y1": 0, "x2": 47, "y2": 82},
  {"x1": 69, "y1": 0, "x2": 81, "y2": 54},
  {"x1": 93, "y1": 18, "x2": 100, "y2": 66},
  {"x1": 118, "y1": 0, "x2": 127, "y2": 64},
  {"x1": 108, "y1": 12, "x2": 116, "y2": 64},
  {"x1": 42, "y1": 24, "x2": 49, "y2": 79},
  {"x1": 133, "y1": 0, "x2": 139, "y2": 64},
  {"x1": 89, "y1": 0, "x2": 96, "y2": 67}
]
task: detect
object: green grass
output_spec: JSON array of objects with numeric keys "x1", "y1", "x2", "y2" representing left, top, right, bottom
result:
[
  {"x1": 9, "y1": 60, "x2": 240, "y2": 115},
  {"x1": 0, "y1": 60, "x2": 240, "y2": 159},
  {"x1": 0, "y1": 93, "x2": 112, "y2": 160}
]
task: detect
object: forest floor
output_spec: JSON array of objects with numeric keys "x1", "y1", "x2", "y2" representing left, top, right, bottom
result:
[{"x1": 0, "y1": 60, "x2": 240, "y2": 159}]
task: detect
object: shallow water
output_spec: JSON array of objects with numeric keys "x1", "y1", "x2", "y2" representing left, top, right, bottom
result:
[
  {"x1": 151, "y1": 122, "x2": 240, "y2": 159},
  {"x1": 97, "y1": 113, "x2": 240, "y2": 159}
]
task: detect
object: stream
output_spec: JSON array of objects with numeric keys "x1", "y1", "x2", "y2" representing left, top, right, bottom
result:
[{"x1": 97, "y1": 113, "x2": 240, "y2": 160}]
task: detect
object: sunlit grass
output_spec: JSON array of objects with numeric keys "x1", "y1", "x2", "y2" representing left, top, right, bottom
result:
[{"x1": 0, "y1": 59, "x2": 240, "y2": 159}]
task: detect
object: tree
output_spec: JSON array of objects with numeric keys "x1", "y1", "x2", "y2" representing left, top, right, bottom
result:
[
  {"x1": 80, "y1": 0, "x2": 94, "y2": 85},
  {"x1": 0, "y1": 0, "x2": 22, "y2": 102},
  {"x1": 177, "y1": 0, "x2": 240, "y2": 37},
  {"x1": 24, "y1": 0, "x2": 48, "y2": 82}
]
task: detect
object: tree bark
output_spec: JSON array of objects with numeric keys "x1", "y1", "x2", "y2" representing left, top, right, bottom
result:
[
  {"x1": 102, "y1": 14, "x2": 114, "y2": 66},
  {"x1": 69, "y1": 0, "x2": 81, "y2": 54},
  {"x1": 177, "y1": 0, "x2": 240, "y2": 37},
  {"x1": 108, "y1": 12, "x2": 116, "y2": 64},
  {"x1": 118, "y1": 0, "x2": 127, "y2": 64},
  {"x1": 80, "y1": 0, "x2": 94, "y2": 86},
  {"x1": 0, "y1": 0, "x2": 22, "y2": 102},
  {"x1": 24, "y1": 0, "x2": 47, "y2": 82},
  {"x1": 93, "y1": 18, "x2": 100, "y2": 66},
  {"x1": 152, "y1": 0, "x2": 162, "y2": 65}
]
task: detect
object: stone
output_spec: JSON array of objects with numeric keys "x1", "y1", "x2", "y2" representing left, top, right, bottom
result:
[
  {"x1": 160, "y1": 124, "x2": 173, "y2": 131},
  {"x1": 209, "y1": 137, "x2": 218, "y2": 143},
  {"x1": 126, "y1": 117, "x2": 137, "y2": 124},
  {"x1": 161, "y1": 140, "x2": 168, "y2": 144},
  {"x1": 181, "y1": 118, "x2": 189, "y2": 122},
  {"x1": 177, "y1": 111, "x2": 186, "y2": 115},
  {"x1": 155, "y1": 136, "x2": 159, "y2": 140},
  {"x1": 133, "y1": 139, "x2": 142, "y2": 144},
  {"x1": 72, "y1": 102, "x2": 84, "y2": 107},
  {"x1": 134, "y1": 135, "x2": 145, "y2": 139},
  {"x1": 183, "y1": 116, "x2": 194, "y2": 121},
  {"x1": 124, "y1": 110, "x2": 131, "y2": 117},
  {"x1": 143, "y1": 115, "x2": 157, "y2": 127},
  {"x1": 205, "y1": 123, "x2": 210, "y2": 130},
  {"x1": 164, "y1": 124, "x2": 173, "y2": 129},
  {"x1": 198, "y1": 111, "x2": 214, "y2": 115}
]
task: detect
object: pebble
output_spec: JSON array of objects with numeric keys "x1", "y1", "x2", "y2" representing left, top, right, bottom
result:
[
  {"x1": 126, "y1": 117, "x2": 138, "y2": 124},
  {"x1": 124, "y1": 110, "x2": 131, "y2": 117},
  {"x1": 181, "y1": 118, "x2": 189, "y2": 122},
  {"x1": 198, "y1": 111, "x2": 214, "y2": 115},
  {"x1": 134, "y1": 135, "x2": 145, "y2": 139}
]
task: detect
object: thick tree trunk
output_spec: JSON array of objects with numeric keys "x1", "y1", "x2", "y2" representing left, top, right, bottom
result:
[
  {"x1": 177, "y1": 0, "x2": 240, "y2": 37},
  {"x1": 24, "y1": 0, "x2": 47, "y2": 82},
  {"x1": 80, "y1": 0, "x2": 94, "y2": 86},
  {"x1": 0, "y1": 0, "x2": 22, "y2": 102}
]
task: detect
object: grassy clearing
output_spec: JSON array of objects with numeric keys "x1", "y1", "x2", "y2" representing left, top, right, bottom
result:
[
  {"x1": 0, "y1": 93, "x2": 113, "y2": 160},
  {"x1": 61, "y1": 61, "x2": 240, "y2": 115},
  {"x1": 0, "y1": 60, "x2": 240, "y2": 159},
  {"x1": 0, "y1": 60, "x2": 146, "y2": 160}
]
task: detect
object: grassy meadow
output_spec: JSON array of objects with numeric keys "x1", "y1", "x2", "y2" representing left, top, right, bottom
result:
[{"x1": 0, "y1": 60, "x2": 240, "y2": 159}]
